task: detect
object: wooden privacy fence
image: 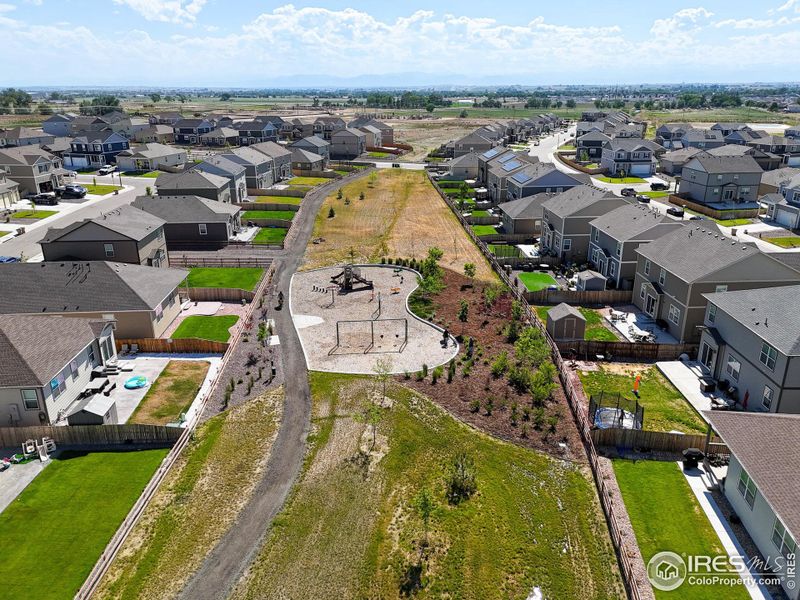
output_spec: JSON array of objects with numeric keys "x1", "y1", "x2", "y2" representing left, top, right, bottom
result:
[
  {"x1": 0, "y1": 424, "x2": 181, "y2": 448},
  {"x1": 244, "y1": 218, "x2": 293, "y2": 228},
  {"x1": 168, "y1": 255, "x2": 274, "y2": 268},
  {"x1": 523, "y1": 288, "x2": 633, "y2": 306},
  {"x1": 183, "y1": 286, "x2": 256, "y2": 303},
  {"x1": 289, "y1": 169, "x2": 339, "y2": 178},
  {"x1": 668, "y1": 195, "x2": 759, "y2": 219},
  {"x1": 555, "y1": 151, "x2": 605, "y2": 174},
  {"x1": 237, "y1": 201, "x2": 300, "y2": 212},
  {"x1": 557, "y1": 340, "x2": 698, "y2": 362},
  {"x1": 116, "y1": 337, "x2": 229, "y2": 354},
  {"x1": 246, "y1": 188, "x2": 305, "y2": 198},
  {"x1": 592, "y1": 428, "x2": 728, "y2": 455}
]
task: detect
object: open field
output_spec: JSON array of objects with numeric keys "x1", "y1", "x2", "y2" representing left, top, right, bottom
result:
[
  {"x1": 614, "y1": 460, "x2": 748, "y2": 599},
  {"x1": 128, "y1": 360, "x2": 210, "y2": 425},
  {"x1": 186, "y1": 267, "x2": 263, "y2": 291},
  {"x1": 287, "y1": 176, "x2": 329, "y2": 186},
  {"x1": 96, "y1": 390, "x2": 283, "y2": 600},
  {"x1": 579, "y1": 365, "x2": 706, "y2": 433},
  {"x1": 230, "y1": 373, "x2": 623, "y2": 600},
  {"x1": 387, "y1": 118, "x2": 488, "y2": 160},
  {"x1": 0, "y1": 449, "x2": 168, "y2": 600},
  {"x1": 252, "y1": 195, "x2": 302, "y2": 205},
  {"x1": 172, "y1": 315, "x2": 239, "y2": 342},
  {"x1": 303, "y1": 169, "x2": 495, "y2": 281}
]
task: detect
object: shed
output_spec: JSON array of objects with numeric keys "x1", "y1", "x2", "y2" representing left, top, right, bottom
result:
[
  {"x1": 576, "y1": 270, "x2": 607, "y2": 291},
  {"x1": 66, "y1": 394, "x2": 118, "y2": 426},
  {"x1": 546, "y1": 303, "x2": 586, "y2": 341}
]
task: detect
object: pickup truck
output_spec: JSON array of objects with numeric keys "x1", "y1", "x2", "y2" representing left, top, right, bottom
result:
[
  {"x1": 31, "y1": 193, "x2": 58, "y2": 205},
  {"x1": 98, "y1": 165, "x2": 116, "y2": 175}
]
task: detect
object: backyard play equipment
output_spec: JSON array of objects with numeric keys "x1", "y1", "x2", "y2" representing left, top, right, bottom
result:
[
  {"x1": 588, "y1": 392, "x2": 644, "y2": 430},
  {"x1": 124, "y1": 375, "x2": 148, "y2": 389},
  {"x1": 331, "y1": 318, "x2": 409, "y2": 355},
  {"x1": 330, "y1": 264, "x2": 373, "y2": 293}
]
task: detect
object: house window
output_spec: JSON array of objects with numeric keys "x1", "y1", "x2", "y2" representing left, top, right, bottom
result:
[
  {"x1": 199, "y1": 223, "x2": 208, "y2": 235},
  {"x1": 562, "y1": 239, "x2": 572, "y2": 251},
  {"x1": 609, "y1": 261, "x2": 616, "y2": 276},
  {"x1": 593, "y1": 228, "x2": 599, "y2": 242},
  {"x1": 726, "y1": 354, "x2": 741, "y2": 382},
  {"x1": 87, "y1": 344, "x2": 95, "y2": 364},
  {"x1": 50, "y1": 373, "x2": 67, "y2": 399},
  {"x1": 21, "y1": 389, "x2": 39, "y2": 411},
  {"x1": 615, "y1": 242, "x2": 622, "y2": 257},
  {"x1": 658, "y1": 268, "x2": 666, "y2": 286},
  {"x1": 759, "y1": 343, "x2": 778, "y2": 371},
  {"x1": 762, "y1": 386, "x2": 774, "y2": 411},
  {"x1": 715, "y1": 285, "x2": 728, "y2": 292},
  {"x1": 772, "y1": 518, "x2": 797, "y2": 559},
  {"x1": 707, "y1": 304, "x2": 716, "y2": 324},
  {"x1": 104, "y1": 243, "x2": 114, "y2": 257},
  {"x1": 640, "y1": 283, "x2": 646, "y2": 300},
  {"x1": 644, "y1": 259, "x2": 651, "y2": 275},
  {"x1": 70, "y1": 359, "x2": 80, "y2": 380},
  {"x1": 668, "y1": 304, "x2": 681, "y2": 325},
  {"x1": 737, "y1": 469, "x2": 757, "y2": 509}
]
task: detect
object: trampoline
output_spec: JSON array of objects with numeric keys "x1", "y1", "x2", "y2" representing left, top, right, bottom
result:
[
  {"x1": 593, "y1": 406, "x2": 637, "y2": 429},
  {"x1": 124, "y1": 375, "x2": 148, "y2": 389}
]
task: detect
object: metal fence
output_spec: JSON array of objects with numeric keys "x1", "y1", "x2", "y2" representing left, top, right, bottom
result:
[{"x1": 168, "y1": 255, "x2": 275, "y2": 268}]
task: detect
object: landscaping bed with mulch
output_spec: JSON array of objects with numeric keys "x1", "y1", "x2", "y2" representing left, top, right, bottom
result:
[{"x1": 400, "y1": 267, "x2": 583, "y2": 460}]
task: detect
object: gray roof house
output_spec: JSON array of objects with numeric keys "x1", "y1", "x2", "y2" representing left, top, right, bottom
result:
[
  {"x1": 0, "y1": 170, "x2": 20, "y2": 210},
  {"x1": 658, "y1": 147, "x2": 703, "y2": 175},
  {"x1": 290, "y1": 135, "x2": 330, "y2": 161},
  {"x1": 173, "y1": 118, "x2": 214, "y2": 144},
  {"x1": 249, "y1": 141, "x2": 293, "y2": 181},
  {"x1": 703, "y1": 411, "x2": 800, "y2": 600},
  {"x1": 330, "y1": 128, "x2": 367, "y2": 159},
  {"x1": 0, "y1": 261, "x2": 188, "y2": 339},
  {"x1": 222, "y1": 147, "x2": 274, "y2": 190},
  {"x1": 348, "y1": 117, "x2": 394, "y2": 144},
  {"x1": 0, "y1": 126, "x2": 55, "y2": 148},
  {"x1": 447, "y1": 152, "x2": 479, "y2": 180},
  {"x1": 707, "y1": 144, "x2": 783, "y2": 172},
  {"x1": 0, "y1": 315, "x2": 117, "y2": 427},
  {"x1": 759, "y1": 166, "x2": 800, "y2": 195},
  {"x1": 358, "y1": 124, "x2": 383, "y2": 148},
  {"x1": 505, "y1": 163, "x2": 589, "y2": 201},
  {"x1": 654, "y1": 123, "x2": 692, "y2": 149},
  {"x1": 452, "y1": 131, "x2": 497, "y2": 158},
  {"x1": 199, "y1": 127, "x2": 239, "y2": 147},
  {"x1": 156, "y1": 169, "x2": 233, "y2": 203},
  {"x1": 588, "y1": 203, "x2": 684, "y2": 290},
  {"x1": 115, "y1": 143, "x2": 187, "y2": 172},
  {"x1": 546, "y1": 303, "x2": 586, "y2": 341},
  {"x1": 40, "y1": 205, "x2": 168, "y2": 268},
  {"x1": 497, "y1": 192, "x2": 553, "y2": 236},
  {"x1": 763, "y1": 173, "x2": 800, "y2": 229},
  {"x1": 710, "y1": 122, "x2": 751, "y2": 137},
  {"x1": 132, "y1": 194, "x2": 241, "y2": 250},
  {"x1": 236, "y1": 120, "x2": 279, "y2": 146},
  {"x1": 678, "y1": 128, "x2": 726, "y2": 149},
  {"x1": 290, "y1": 148, "x2": 324, "y2": 171},
  {"x1": 677, "y1": 154, "x2": 763, "y2": 209},
  {"x1": 486, "y1": 153, "x2": 540, "y2": 201},
  {"x1": 575, "y1": 130, "x2": 611, "y2": 160},
  {"x1": 0, "y1": 146, "x2": 67, "y2": 196},
  {"x1": 600, "y1": 139, "x2": 662, "y2": 177},
  {"x1": 747, "y1": 135, "x2": 800, "y2": 167},
  {"x1": 42, "y1": 113, "x2": 76, "y2": 137},
  {"x1": 191, "y1": 155, "x2": 248, "y2": 202},
  {"x1": 540, "y1": 186, "x2": 628, "y2": 263},
  {"x1": 632, "y1": 224, "x2": 800, "y2": 342}
]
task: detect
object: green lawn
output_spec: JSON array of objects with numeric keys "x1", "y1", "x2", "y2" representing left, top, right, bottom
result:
[
  {"x1": 235, "y1": 373, "x2": 624, "y2": 598},
  {"x1": 517, "y1": 271, "x2": 558, "y2": 291},
  {"x1": 253, "y1": 227, "x2": 288, "y2": 245},
  {"x1": 367, "y1": 151, "x2": 391, "y2": 158},
  {"x1": 683, "y1": 209, "x2": 752, "y2": 227},
  {"x1": 172, "y1": 315, "x2": 239, "y2": 342},
  {"x1": 287, "y1": 176, "x2": 329, "y2": 186},
  {"x1": 594, "y1": 175, "x2": 648, "y2": 184},
  {"x1": 640, "y1": 190, "x2": 671, "y2": 198},
  {"x1": 85, "y1": 184, "x2": 123, "y2": 195},
  {"x1": 614, "y1": 460, "x2": 749, "y2": 599},
  {"x1": 0, "y1": 449, "x2": 168, "y2": 600},
  {"x1": 558, "y1": 144, "x2": 576, "y2": 151},
  {"x1": 0, "y1": 230, "x2": 8, "y2": 237},
  {"x1": 253, "y1": 195, "x2": 302, "y2": 205},
  {"x1": 470, "y1": 224, "x2": 498, "y2": 236},
  {"x1": 488, "y1": 243, "x2": 521, "y2": 258},
  {"x1": 121, "y1": 170, "x2": 160, "y2": 178},
  {"x1": 579, "y1": 366, "x2": 706, "y2": 433},
  {"x1": 128, "y1": 360, "x2": 210, "y2": 425},
  {"x1": 241, "y1": 210, "x2": 296, "y2": 221},
  {"x1": 13, "y1": 210, "x2": 57, "y2": 219},
  {"x1": 585, "y1": 162, "x2": 600, "y2": 169},
  {"x1": 186, "y1": 267, "x2": 264, "y2": 291},
  {"x1": 470, "y1": 209, "x2": 491, "y2": 217},
  {"x1": 535, "y1": 306, "x2": 618, "y2": 341},
  {"x1": 764, "y1": 236, "x2": 800, "y2": 248}
]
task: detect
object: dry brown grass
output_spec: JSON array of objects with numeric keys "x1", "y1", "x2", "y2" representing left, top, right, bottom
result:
[
  {"x1": 127, "y1": 360, "x2": 210, "y2": 425},
  {"x1": 303, "y1": 169, "x2": 495, "y2": 282},
  {"x1": 387, "y1": 117, "x2": 490, "y2": 160}
]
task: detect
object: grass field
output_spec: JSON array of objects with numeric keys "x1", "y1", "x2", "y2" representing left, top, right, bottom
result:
[
  {"x1": 13, "y1": 209, "x2": 57, "y2": 219},
  {"x1": 535, "y1": 306, "x2": 618, "y2": 341},
  {"x1": 253, "y1": 195, "x2": 302, "y2": 205},
  {"x1": 304, "y1": 169, "x2": 496, "y2": 281},
  {"x1": 367, "y1": 151, "x2": 391, "y2": 158},
  {"x1": 128, "y1": 360, "x2": 210, "y2": 425},
  {"x1": 0, "y1": 449, "x2": 168, "y2": 600},
  {"x1": 288, "y1": 176, "x2": 329, "y2": 186},
  {"x1": 241, "y1": 210, "x2": 295, "y2": 221},
  {"x1": 230, "y1": 373, "x2": 623, "y2": 599},
  {"x1": 172, "y1": 315, "x2": 239, "y2": 342},
  {"x1": 488, "y1": 243, "x2": 521, "y2": 258},
  {"x1": 594, "y1": 175, "x2": 648, "y2": 184},
  {"x1": 253, "y1": 227, "x2": 288, "y2": 244},
  {"x1": 85, "y1": 184, "x2": 123, "y2": 195},
  {"x1": 96, "y1": 390, "x2": 283, "y2": 600},
  {"x1": 121, "y1": 170, "x2": 160, "y2": 178},
  {"x1": 186, "y1": 267, "x2": 263, "y2": 291},
  {"x1": 640, "y1": 190, "x2": 670, "y2": 198},
  {"x1": 470, "y1": 224, "x2": 498, "y2": 236},
  {"x1": 579, "y1": 366, "x2": 706, "y2": 433},
  {"x1": 614, "y1": 460, "x2": 748, "y2": 599},
  {"x1": 765, "y1": 236, "x2": 800, "y2": 248},
  {"x1": 517, "y1": 271, "x2": 558, "y2": 291}
]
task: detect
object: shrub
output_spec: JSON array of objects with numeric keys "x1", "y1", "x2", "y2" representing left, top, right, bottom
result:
[
  {"x1": 328, "y1": 206, "x2": 335, "y2": 218},
  {"x1": 533, "y1": 407, "x2": 546, "y2": 430},
  {"x1": 490, "y1": 351, "x2": 509, "y2": 377},
  {"x1": 511, "y1": 300, "x2": 523, "y2": 322},
  {"x1": 504, "y1": 320, "x2": 520, "y2": 343},
  {"x1": 431, "y1": 365, "x2": 444, "y2": 384},
  {"x1": 403, "y1": 370, "x2": 411, "y2": 380},
  {"x1": 422, "y1": 363, "x2": 428, "y2": 378},
  {"x1": 547, "y1": 414, "x2": 559, "y2": 434},
  {"x1": 484, "y1": 397, "x2": 494, "y2": 416},
  {"x1": 447, "y1": 359, "x2": 456, "y2": 383},
  {"x1": 447, "y1": 452, "x2": 477, "y2": 504},
  {"x1": 469, "y1": 399, "x2": 481, "y2": 413},
  {"x1": 514, "y1": 327, "x2": 550, "y2": 369},
  {"x1": 510, "y1": 402, "x2": 519, "y2": 427},
  {"x1": 508, "y1": 366, "x2": 531, "y2": 393}
]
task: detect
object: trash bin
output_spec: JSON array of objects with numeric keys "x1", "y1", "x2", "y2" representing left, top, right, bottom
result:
[{"x1": 682, "y1": 447, "x2": 704, "y2": 470}]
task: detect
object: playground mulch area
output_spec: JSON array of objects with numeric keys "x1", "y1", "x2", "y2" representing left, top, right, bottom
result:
[{"x1": 290, "y1": 265, "x2": 457, "y2": 375}]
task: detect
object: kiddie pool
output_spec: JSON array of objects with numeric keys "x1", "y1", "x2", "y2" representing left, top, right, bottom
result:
[{"x1": 124, "y1": 375, "x2": 148, "y2": 390}]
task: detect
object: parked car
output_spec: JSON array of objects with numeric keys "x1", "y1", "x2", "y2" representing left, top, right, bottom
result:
[
  {"x1": 666, "y1": 206, "x2": 684, "y2": 217},
  {"x1": 31, "y1": 193, "x2": 58, "y2": 205},
  {"x1": 650, "y1": 182, "x2": 669, "y2": 191},
  {"x1": 635, "y1": 194, "x2": 651, "y2": 203},
  {"x1": 392, "y1": 163, "x2": 401, "y2": 168},
  {"x1": 688, "y1": 215, "x2": 703, "y2": 221},
  {"x1": 56, "y1": 184, "x2": 87, "y2": 199},
  {"x1": 0, "y1": 256, "x2": 19, "y2": 263},
  {"x1": 98, "y1": 165, "x2": 116, "y2": 175},
  {"x1": 620, "y1": 187, "x2": 636, "y2": 197},
  {"x1": 65, "y1": 170, "x2": 78, "y2": 178}
]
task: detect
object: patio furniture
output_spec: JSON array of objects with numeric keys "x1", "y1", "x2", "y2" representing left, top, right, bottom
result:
[
  {"x1": 120, "y1": 344, "x2": 129, "y2": 354},
  {"x1": 699, "y1": 376, "x2": 716, "y2": 393},
  {"x1": 130, "y1": 344, "x2": 139, "y2": 354},
  {"x1": 682, "y1": 448, "x2": 704, "y2": 470},
  {"x1": 85, "y1": 377, "x2": 109, "y2": 395}
]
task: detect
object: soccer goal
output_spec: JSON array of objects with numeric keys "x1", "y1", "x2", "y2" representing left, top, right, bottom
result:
[{"x1": 331, "y1": 318, "x2": 408, "y2": 355}]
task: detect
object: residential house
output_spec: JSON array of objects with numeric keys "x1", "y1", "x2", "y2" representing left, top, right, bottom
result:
[
  {"x1": 725, "y1": 128, "x2": 769, "y2": 146},
  {"x1": 119, "y1": 117, "x2": 151, "y2": 139},
  {"x1": 190, "y1": 155, "x2": 247, "y2": 202},
  {"x1": 40, "y1": 137, "x2": 72, "y2": 159},
  {"x1": 330, "y1": 128, "x2": 367, "y2": 159},
  {"x1": 236, "y1": 120, "x2": 279, "y2": 146},
  {"x1": 199, "y1": 127, "x2": 239, "y2": 147},
  {"x1": 506, "y1": 163, "x2": 589, "y2": 201},
  {"x1": 759, "y1": 166, "x2": 800, "y2": 196},
  {"x1": 41, "y1": 113, "x2": 76, "y2": 137},
  {"x1": 0, "y1": 169, "x2": 20, "y2": 209},
  {"x1": 289, "y1": 117, "x2": 316, "y2": 140},
  {"x1": 575, "y1": 130, "x2": 611, "y2": 161},
  {"x1": 707, "y1": 144, "x2": 783, "y2": 172},
  {"x1": 132, "y1": 125, "x2": 174, "y2": 144},
  {"x1": 710, "y1": 122, "x2": 751, "y2": 137},
  {"x1": 348, "y1": 117, "x2": 394, "y2": 145},
  {"x1": 451, "y1": 131, "x2": 497, "y2": 158},
  {"x1": 0, "y1": 146, "x2": 67, "y2": 196},
  {"x1": 486, "y1": 152, "x2": 540, "y2": 201},
  {"x1": 678, "y1": 154, "x2": 762, "y2": 208},
  {"x1": 540, "y1": 186, "x2": 627, "y2": 263},
  {"x1": 249, "y1": 141, "x2": 292, "y2": 181},
  {"x1": 497, "y1": 193, "x2": 552, "y2": 235},
  {"x1": 63, "y1": 131, "x2": 130, "y2": 170},
  {"x1": 763, "y1": 173, "x2": 800, "y2": 228},
  {"x1": 156, "y1": 169, "x2": 232, "y2": 203},
  {"x1": 699, "y1": 286, "x2": 800, "y2": 413},
  {"x1": 132, "y1": 194, "x2": 241, "y2": 249},
  {"x1": 588, "y1": 203, "x2": 684, "y2": 290},
  {"x1": 786, "y1": 127, "x2": 800, "y2": 139},
  {"x1": 658, "y1": 147, "x2": 703, "y2": 175},
  {"x1": 290, "y1": 135, "x2": 330, "y2": 161},
  {"x1": 600, "y1": 139, "x2": 662, "y2": 177},
  {"x1": 67, "y1": 115, "x2": 113, "y2": 135},
  {"x1": 0, "y1": 127, "x2": 54, "y2": 148},
  {"x1": 632, "y1": 225, "x2": 800, "y2": 342},
  {"x1": 654, "y1": 123, "x2": 691, "y2": 149},
  {"x1": 115, "y1": 143, "x2": 187, "y2": 172},
  {"x1": 40, "y1": 205, "x2": 168, "y2": 268},
  {"x1": 358, "y1": 125, "x2": 382, "y2": 148},
  {"x1": 446, "y1": 152, "x2": 479, "y2": 180},
  {"x1": 678, "y1": 128, "x2": 726, "y2": 150},
  {"x1": 747, "y1": 135, "x2": 800, "y2": 167},
  {"x1": 149, "y1": 112, "x2": 184, "y2": 126},
  {"x1": 315, "y1": 116, "x2": 346, "y2": 140},
  {"x1": 290, "y1": 148, "x2": 325, "y2": 171},
  {"x1": 222, "y1": 147, "x2": 274, "y2": 190},
  {"x1": 0, "y1": 315, "x2": 116, "y2": 427},
  {"x1": 172, "y1": 118, "x2": 214, "y2": 144},
  {"x1": 0, "y1": 261, "x2": 187, "y2": 338},
  {"x1": 703, "y1": 411, "x2": 800, "y2": 600}
]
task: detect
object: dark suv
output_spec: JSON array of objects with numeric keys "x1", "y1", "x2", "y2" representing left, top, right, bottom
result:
[
  {"x1": 650, "y1": 182, "x2": 669, "y2": 191},
  {"x1": 620, "y1": 187, "x2": 636, "y2": 197},
  {"x1": 56, "y1": 184, "x2": 87, "y2": 199},
  {"x1": 31, "y1": 193, "x2": 58, "y2": 205}
]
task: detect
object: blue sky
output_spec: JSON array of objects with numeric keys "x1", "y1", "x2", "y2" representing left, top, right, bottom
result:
[{"x1": 1, "y1": 0, "x2": 799, "y2": 87}]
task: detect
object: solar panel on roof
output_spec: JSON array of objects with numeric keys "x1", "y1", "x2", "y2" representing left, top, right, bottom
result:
[
  {"x1": 502, "y1": 160, "x2": 522, "y2": 172},
  {"x1": 483, "y1": 148, "x2": 501, "y2": 159},
  {"x1": 511, "y1": 172, "x2": 531, "y2": 184},
  {"x1": 498, "y1": 153, "x2": 515, "y2": 163}
]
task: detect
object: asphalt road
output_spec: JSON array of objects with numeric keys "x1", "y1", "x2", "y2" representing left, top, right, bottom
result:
[{"x1": 178, "y1": 169, "x2": 372, "y2": 600}]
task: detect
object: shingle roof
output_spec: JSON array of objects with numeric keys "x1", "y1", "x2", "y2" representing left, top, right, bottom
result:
[
  {"x1": 590, "y1": 203, "x2": 682, "y2": 241},
  {"x1": 200, "y1": 127, "x2": 238, "y2": 139},
  {"x1": 703, "y1": 411, "x2": 800, "y2": 538},
  {"x1": 661, "y1": 147, "x2": 703, "y2": 162},
  {"x1": 156, "y1": 169, "x2": 229, "y2": 190},
  {"x1": 290, "y1": 148, "x2": 323, "y2": 163},
  {"x1": 684, "y1": 154, "x2": 762, "y2": 174},
  {"x1": 119, "y1": 142, "x2": 181, "y2": 159},
  {"x1": 706, "y1": 144, "x2": 755, "y2": 157},
  {"x1": 132, "y1": 194, "x2": 239, "y2": 223},
  {"x1": 193, "y1": 155, "x2": 246, "y2": 177},
  {"x1": 681, "y1": 128, "x2": 724, "y2": 142},
  {"x1": 291, "y1": 135, "x2": 329, "y2": 148},
  {"x1": 41, "y1": 205, "x2": 165, "y2": 243},
  {"x1": 604, "y1": 138, "x2": 663, "y2": 152},
  {"x1": 448, "y1": 152, "x2": 479, "y2": 168},
  {"x1": 703, "y1": 285, "x2": 800, "y2": 355},
  {"x1": 249, "y1": 141, "x2": 292, "y2": 159},
  {"x1": 760, "y1": 167, "x2": 800, "y2": 188},
  {"x1": 226, "y1": 146, "x2": 272, "y2": 165},
  {"x1": 0, "y1": 146, "x2": 58, "y2": 166},
  {"x1": 541, "y1": 185, "x2": 617, "y2": 217},
  {"x1": 547, "y1": 303, "x2": 584, "y2": 321},
  {"x1": 0, "y1": 261, "x2": 187, "y2": 315},
  {"x1": 0, "y1": 315, "x2": 106, "y2": 387}
]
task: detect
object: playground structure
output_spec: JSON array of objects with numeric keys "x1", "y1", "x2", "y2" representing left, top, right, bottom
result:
[
  {"x1": 331, "y1": 318, "x2": 409, "y2": 355},
  {"x1": 588, "y1": 392, "x2": 644, "y2": 430},
  {"x1": 330, "y1": 264, "x2": 374, "y2": 293}
]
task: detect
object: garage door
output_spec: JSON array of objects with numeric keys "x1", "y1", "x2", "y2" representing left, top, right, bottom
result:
[
  {"x1": 629, "y1": 164, "x2": 651, "y2": 176},
  {"x1": 786, "y1": 156, "x2": 800, "y2": 167},
  {"x1": 775, "y1": 207, "x2": 797, "y2": 228}
]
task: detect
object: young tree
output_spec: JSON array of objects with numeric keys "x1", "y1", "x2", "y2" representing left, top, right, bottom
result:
[
  {"x1": 360, "y1": 403, "x2": 382, "y2": 451},
  {"x1": 372, "y1": 356, "x2": 393, "y2": 406},
  {"x1": 337, "y1": 188, "x2": 343, "y2": 200},
  {"x1": 328, "y1": 206, "x2": 336, "y2": 218},
  {"x1": 463, "y1": 263, "x2": 476, "y2": 288},
  {"x1": 359, "y1": 191, "x2": 365, "y2": 201},
  {"x1": 447, "y1": 452, "x2": 477, "y2": 504},
  {"x1": 414, "y1": 487, "x2": 436, "y2": 547},
  {"x1": 457, "y1": 299, "x2": 469, "y2": 334}
]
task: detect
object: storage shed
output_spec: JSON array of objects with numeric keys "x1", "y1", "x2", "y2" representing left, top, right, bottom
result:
[
  {"x1": 546, "y1": 303, "x2": 586, "y2": 341},
  {"x1": 66, "y1": 394, "x2": 118, "y2": 426},
  {"x1": 576, "y1": 269, "x2": 607, "y2": 291}
]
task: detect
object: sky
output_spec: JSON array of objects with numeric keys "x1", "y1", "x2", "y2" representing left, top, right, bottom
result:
[{"x1": 1, "y1": 0, "x2": 800, "y2": 87}]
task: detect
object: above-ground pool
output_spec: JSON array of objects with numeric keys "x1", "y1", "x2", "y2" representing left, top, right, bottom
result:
[{"x1": 124, "y1": 375, "x2": 148, "y2": 390}]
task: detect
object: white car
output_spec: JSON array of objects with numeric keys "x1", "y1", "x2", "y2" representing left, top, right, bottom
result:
[{"x1": 98, "y1": 165, "x2": 116, "y2": 175}]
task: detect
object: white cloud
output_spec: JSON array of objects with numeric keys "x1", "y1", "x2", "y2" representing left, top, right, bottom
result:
[
  {"x1": 775, "y1": 0, "x2": 800, "y2": 12},
  {"x1": 112, "y1": 0, "x2": 207, "y2": 25},
  {"x1": 715, "y1": 15, "x2": 800, "y2": 28},
  {"x1": 0, "y1": 3, "x2": 16, "y2": 11},
  {"x1": 650, "y1": 7, "x2": 713, "y2": 37}
]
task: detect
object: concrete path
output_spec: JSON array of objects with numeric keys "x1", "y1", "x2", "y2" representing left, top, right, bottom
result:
[
  {"x1": 0, "y1": 451, "x2": 52, "y2": 514},
  {"x1": 178, "y1": 169, "x2": 372, "y2": 600}
]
